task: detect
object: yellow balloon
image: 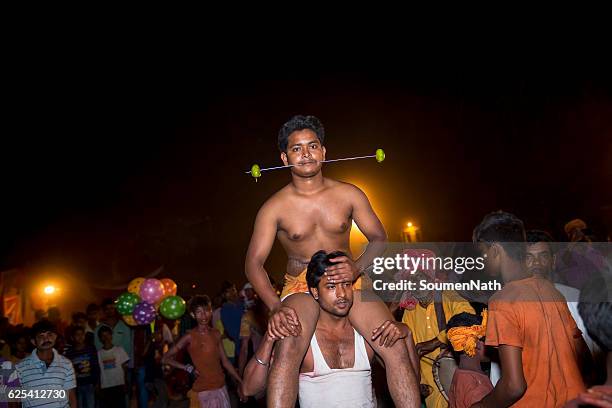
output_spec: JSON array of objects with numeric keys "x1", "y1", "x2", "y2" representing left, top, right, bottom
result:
[
  {"x1": 128, "y1": 277, "x2": 145, "y2": 295},
  {"x1": 123, "y1": 315, "x2": 137, "y2": 326}
]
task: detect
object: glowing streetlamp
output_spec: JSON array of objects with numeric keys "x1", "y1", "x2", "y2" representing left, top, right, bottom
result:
[
  {"x1": 402, "y1": 222, "x2": 420, "y2": 242},
  {"x1": 43, "y1": 285, "x2": 56, "y2": 295}
]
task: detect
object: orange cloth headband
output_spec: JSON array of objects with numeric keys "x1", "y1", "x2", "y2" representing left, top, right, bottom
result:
[{"x1": 447, "y1": 309, "x2": 488, "y2": 357}]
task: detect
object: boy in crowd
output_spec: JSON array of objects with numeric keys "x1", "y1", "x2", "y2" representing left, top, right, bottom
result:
[
  {"x1": 163, "y1": 295, "x2": 245, "y2": 408},
  {"x1": 65, "y1": 325, "x2": 99, "y2": 408},
  {"x1": 97, "y1": 325, "x2": 130, "y2": 408},
  {"x1": 446, "y1": 311, "x2": 493, "y2": 408}
]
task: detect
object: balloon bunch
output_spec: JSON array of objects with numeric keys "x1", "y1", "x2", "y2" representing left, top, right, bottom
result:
[{"x1": 116, "y1": 278, "x2": 186, "y2": 326}]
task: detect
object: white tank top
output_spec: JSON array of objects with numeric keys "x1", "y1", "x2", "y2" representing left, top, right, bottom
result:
[{"x1": 298, "y1": 328, "x2": 375, "y2": 407}]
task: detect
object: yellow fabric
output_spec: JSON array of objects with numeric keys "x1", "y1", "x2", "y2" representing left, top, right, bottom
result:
[
  {"x1": 214, "y1": 318, "x2": 235, "y2": 358},
  {"x1": 402, "y1": 290, "x2": 475, "y2": 408},
  {"x1": 447, "y1": 309, "x2": 488, "y2": 357},
  {"x1": 280, "y1": 269, "x2": 363, "y2": 300}
]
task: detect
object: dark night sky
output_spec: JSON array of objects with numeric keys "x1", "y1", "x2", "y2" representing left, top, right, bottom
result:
[{"x1": 2, "y1": 68, "x2": 611, "y2": 298}]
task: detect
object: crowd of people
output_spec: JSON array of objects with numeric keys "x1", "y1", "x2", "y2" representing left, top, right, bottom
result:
[
  {"x1": 1, "y1": 114, "x2": 610, "y2": 408},
  {"x1": 0, "y1": 280, "x2": 276, "y2": 408}
]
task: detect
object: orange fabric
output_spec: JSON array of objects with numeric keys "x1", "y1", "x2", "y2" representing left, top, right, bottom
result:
[
  {"x1": 448, "y1": 368, "x2": 493, "y2": 408},
  {"x1": 447, "y1": 309, "x2": 488, "y2": 357},
  {"x1": 486, "y1": 276, "x2": 585, "y2": 407},
  {"x1": 280, "y1": 269, "x2": 363, "y2": 300},
  {"x1": 187, "y1": 329, "x2": 225, "y2": 392}
]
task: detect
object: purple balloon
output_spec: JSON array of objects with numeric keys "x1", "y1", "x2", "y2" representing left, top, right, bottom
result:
[
  {"x1": 133, "y1": 302, "x2": 156, "y2": 325},
  {"x1": 139, "y1": 278, "x2": 165, "y2": 304}
]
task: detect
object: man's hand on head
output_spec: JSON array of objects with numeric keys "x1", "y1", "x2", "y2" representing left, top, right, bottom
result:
[
  {"x1": 325, "y1": 256, "x2": 359, "y2": 283},
  {"x1": 268, "y1": 306, "x2": 302, "y2": 339}
]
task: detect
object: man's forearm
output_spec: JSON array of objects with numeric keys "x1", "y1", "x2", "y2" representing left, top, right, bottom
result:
[
  {"x1": 354, "y1": 237, "x2": 387, "y2": 278},
  {"x1": 473, "y1": 377, "x2": 525, "y2": 408},
  {"x1": 246, "y1": 263, "x2": 281, "y2": 311},
  {"x1": 243, "y1": 336, "x2": 275, "y2": 396}
]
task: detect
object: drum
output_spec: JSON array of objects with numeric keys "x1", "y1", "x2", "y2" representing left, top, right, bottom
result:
[{"x1": 432, "y1": 354, "x2": 458, "y2": 401}]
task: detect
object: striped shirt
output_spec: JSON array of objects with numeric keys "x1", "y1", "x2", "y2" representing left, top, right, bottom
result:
[{"x1": 15, "y1": 348, "x2": 76, "y2": 408}]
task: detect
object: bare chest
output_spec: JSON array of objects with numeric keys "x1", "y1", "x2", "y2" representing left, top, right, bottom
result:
[
  {"x1": 276, "y1": 195, "x2": 352, "y2": 243},
  {"x1": 316, "y1": 331, "x2": 355, "y2": 369}
]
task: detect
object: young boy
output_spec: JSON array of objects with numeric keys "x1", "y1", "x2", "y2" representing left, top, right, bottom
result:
[
  {"x1": 65, "y1": 325, "x2": 100, "y2": 408},
  {"x1": 163, "y1": 295, "x2": 244, "y2": 408},
  {"x1": 447, "y1": 311, "x2": 493, "y2": 408},
  {"x1": 97, "y1": 325, "x2": 130, "y2": 408}
]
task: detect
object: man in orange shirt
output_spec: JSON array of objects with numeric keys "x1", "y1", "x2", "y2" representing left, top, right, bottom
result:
[{"x1": 471, "y1": 211, "x2": 587, "y2": 408}]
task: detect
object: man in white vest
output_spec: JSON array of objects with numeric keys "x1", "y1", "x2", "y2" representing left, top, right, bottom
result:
[{"x1": 242, "y1": 250, "x2": 419, "y2": 407}]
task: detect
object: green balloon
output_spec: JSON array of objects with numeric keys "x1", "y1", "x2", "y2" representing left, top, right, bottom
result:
[
  {"x1": 160, "y1": 296, "x2": 186, "y2": 320},
  {"x1": 116, "y1": 292, "x2": 140, "y2": 316},
  {"x1": 251, "y1": 164, "x2": 261, "y2": 178},
  {"x1": 375, "y1": 148, "x2": 385, "y2": 163}
]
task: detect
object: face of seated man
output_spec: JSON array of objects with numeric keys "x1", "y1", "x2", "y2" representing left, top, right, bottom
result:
[{"x1": 310, "y1": 276, "x2": 354, "y2": 318}]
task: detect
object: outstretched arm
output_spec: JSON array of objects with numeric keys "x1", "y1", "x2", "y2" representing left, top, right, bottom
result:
[{"x1": 162, "y1": 334, "x2": 193, "y2": 373}]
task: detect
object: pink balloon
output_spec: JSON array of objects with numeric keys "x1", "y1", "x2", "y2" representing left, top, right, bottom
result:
[{"x1": 139, "y1": 279, "x2": 165, "y2": 304}]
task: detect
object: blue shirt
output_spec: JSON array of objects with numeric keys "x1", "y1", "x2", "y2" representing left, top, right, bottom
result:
[
  {"x1": 220, "y1": 301, "x2": 244, "y2": 355},
  {"x1": 15, "y1": 349, "x2": 76, "y2": 408}
]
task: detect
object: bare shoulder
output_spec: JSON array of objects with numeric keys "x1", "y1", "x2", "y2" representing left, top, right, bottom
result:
[
  {"x1": 326, "y1": 179, "x2": 368, "y2": 200},
  {"x1": 256, "y1": 187, "x2": 290, "y2": 220},
  {"x1": 261, "y1": 184, "x2": 296, "y2": 209}
]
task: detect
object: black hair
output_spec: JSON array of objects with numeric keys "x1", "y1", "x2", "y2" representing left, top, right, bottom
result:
[
  {"x1": 70, "y1": 325, "x2": 85, "y2": 335},
  {"x1": 278, "y1": 115, "x2": 325, "y2": 152},
  {"x1": 97, "y1": 325, "x2": 113, "y2": 341},
  {"x1": 31, "y1": 320, "x2": 57, "y2": 337},
  {"x1": 220, "y1": 281, "x2": 235, "y2": 293},
  {"x1": 306, "y1": 250, "x2": 348, "y2": 292},
  {"x1": 86, "y1": 303, "x2": 100, "y2": 313},
  {"x1": 472, "y1": 210, "x2": 526, "y2": 260},
  {"x1": 446, "y1": 312, "x2": 484, "y2": 358},
  {"x1": 72, "y1": 312, "x2": 87, "y2": 321},
  {"x1": 101, "y1": 298, "x2": 115, "y2": 308},
  {"x1": 188, "y1": 295, "x2": 212, "y2": 315},
  {"x1": 578, "y1": 279, "x2": 612, "y2": 352},
  {"x1": 526, "y1": 229, "x2": 556, "y2": 255},
  {"x1": 446, "y1": 312, "x2": 483, "y2": 331}
]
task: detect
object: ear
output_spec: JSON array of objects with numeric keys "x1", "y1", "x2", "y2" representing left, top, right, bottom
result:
[
  {"x1": 489, "y1": 243, "x2": 501, "y2": 260},
  {"x1": 280, "y1": 151, "x2": 288, "y2": 166},
  {"x1": 31, "y1": 338, "x2": 37, "y2": 347},
  {"x1": 190, "y1": 312, "x2": 195, "y2": 319},
  {"x1": 310, "y1": 287, "x2": 319, "y2": 300},
  {"x1": 551, "y1": 253, "x2": 557, "y2": 270},
  {"x1": 321, "y1": 145, "x2": 326, "y2": 161}
]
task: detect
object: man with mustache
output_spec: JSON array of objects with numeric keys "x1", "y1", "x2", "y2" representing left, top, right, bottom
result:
[
  {"x1": 245, "y1": 115, "x2": 419, "y2": 407},
  {"x1": 15, "y1": 319, "x2": 77, "y2": 408}
]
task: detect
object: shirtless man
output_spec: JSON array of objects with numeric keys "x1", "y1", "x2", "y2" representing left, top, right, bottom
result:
[
  {"x1": 242, "y1": 250, "x2": 420, "y2": 406},
  {"x1": 245, "y1": 115, "x2": 419, "y2": 407}
]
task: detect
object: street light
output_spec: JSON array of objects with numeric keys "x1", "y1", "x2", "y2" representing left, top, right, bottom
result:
[
  {"x1": 43, "y1": 285, "x2": 56, "y2": 295},
  {"x1": 402, "y1": 221, "x2": 420, "y2": 242}
]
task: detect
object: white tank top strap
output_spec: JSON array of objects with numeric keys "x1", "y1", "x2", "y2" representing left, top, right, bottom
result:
[{"x1": 353, "y1": 328, "x2": 371, "y2": 371}]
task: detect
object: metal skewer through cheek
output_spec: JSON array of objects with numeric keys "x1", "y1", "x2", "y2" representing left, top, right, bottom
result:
[{"x1": 246, "y1": 148, "x2": 385, "y2": 181}]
